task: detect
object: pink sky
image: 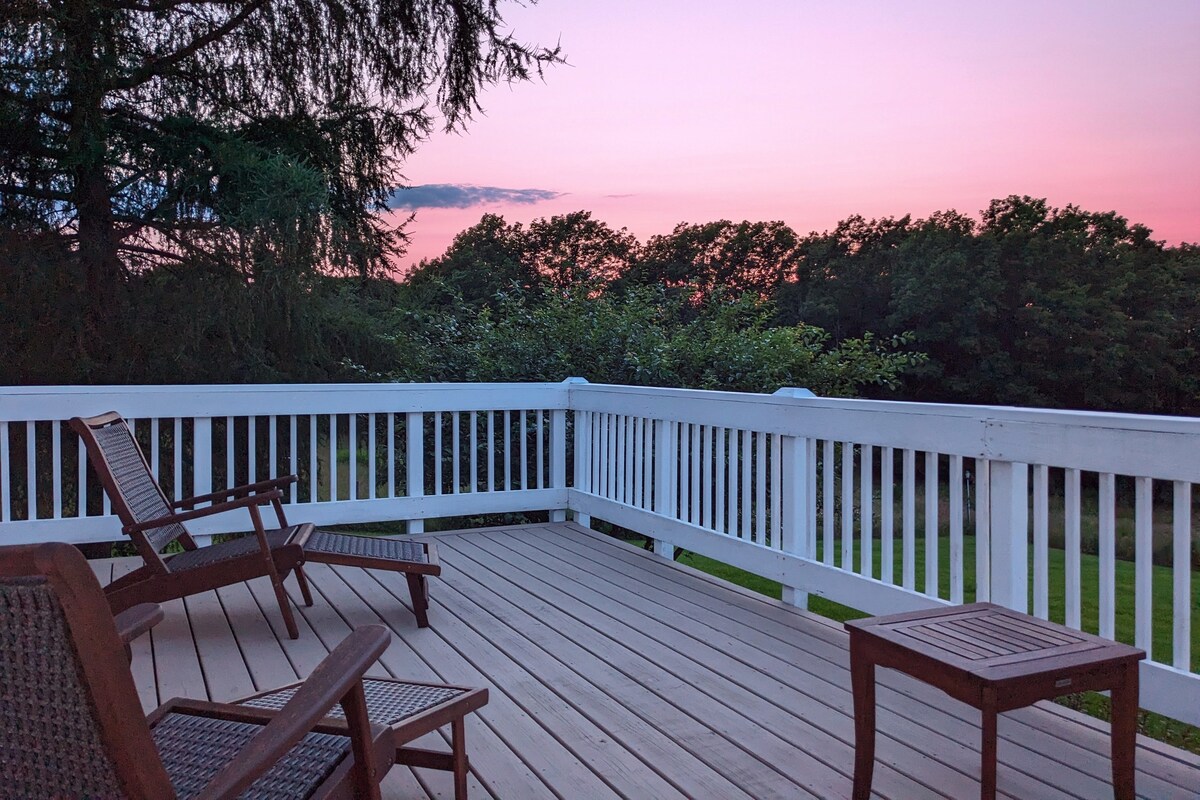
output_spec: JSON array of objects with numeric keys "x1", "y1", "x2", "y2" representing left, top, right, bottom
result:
[{"x1": 393, "y1": 0, "x2": 1200, "y2": 269}]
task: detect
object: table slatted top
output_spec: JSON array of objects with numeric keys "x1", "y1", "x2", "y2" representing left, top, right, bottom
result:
[{"x1": 847, "y1": 603, "x2": 1143, "y2": 681}]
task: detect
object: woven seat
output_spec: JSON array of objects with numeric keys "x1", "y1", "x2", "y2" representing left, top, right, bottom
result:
[
  {"x1": 154, "y1": 713, "x2": 349, "y2": 800},
  {"x1": 307, "y1": 530, "x2": 429, "y2": 564},
  {"x1": 166, "y1": 528, "x2": 299, "y2": 573},
  {"x1": 243, "y1": 678, "x2": 465, "y2": 724},
  {"x1": 302, "y1": 530, "x2": 441, "y2": 628},
  {"x1": 239, "y1": 677, "x2": 489, "y2": 800},
  {"x1": 0, "y1": 542, "x2": 394, "y2": 800},
  {"x1": 72, "y1": 412, "x2": 316, "y2": 639}
]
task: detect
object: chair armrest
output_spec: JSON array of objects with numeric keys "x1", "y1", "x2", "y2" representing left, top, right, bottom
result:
[
  {"x1": 114, "y1": 603, "x2": 163, "y2": 645},
  {"x1": 195, "y1": 625, "x2": 391, "y2": 800},
  {"x1": 124, "y1": 489, "x2": 283, "y2": 534},
  {"x1": 173, "y1": 476, "x2": 298, "y2": 510}
]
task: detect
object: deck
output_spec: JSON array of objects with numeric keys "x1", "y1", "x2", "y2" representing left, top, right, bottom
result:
[{"x1": 96, "y1": 522, "x2": 1200, "y2": 799}]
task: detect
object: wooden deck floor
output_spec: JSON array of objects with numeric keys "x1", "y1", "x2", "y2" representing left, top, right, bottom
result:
[{"x1": 96, "y1": 522, "x2": 1200, "y2": 799}]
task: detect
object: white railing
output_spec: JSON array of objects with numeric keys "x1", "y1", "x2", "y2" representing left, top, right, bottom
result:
[
  {"x1": 0, "y1": 380, "x2": 1197, "y2": 726},
  {"x1": 0, "y1": 382, "x2": 571, "y2": 544}
]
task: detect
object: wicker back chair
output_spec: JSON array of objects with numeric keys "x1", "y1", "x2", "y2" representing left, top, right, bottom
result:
[
  {"x1": 72, "y1": 411, "x2": 316, "y2": 639},
  {"x1": 0, "y1": 542, "x2": 393, "y2": 800}
]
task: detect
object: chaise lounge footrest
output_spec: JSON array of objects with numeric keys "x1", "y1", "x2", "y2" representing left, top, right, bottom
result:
[
  {"x1": 238, "y1": 677, "x2": 488, "y2": 800},
  {"x1": 302, "y1": 531, "x2": 440, "y2": 627}
]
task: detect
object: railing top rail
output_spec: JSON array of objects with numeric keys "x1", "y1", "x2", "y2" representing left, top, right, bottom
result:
[
  {"x1": 571, "y1": 383, "x2": 1200, "y2": 481},
  {"x1": 0, "y1": 381, "x2": 572, "y2": 421}
]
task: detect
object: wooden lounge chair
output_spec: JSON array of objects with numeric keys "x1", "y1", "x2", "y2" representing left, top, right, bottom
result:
[
  {"x1": 0, "y1": 541, "x2": 394, "y2": 800},
  {"x1": 74, "y1": 410, "x2": 442, "y2": 633},
  {"x1": 71, "y1": 411, "x2": 316, "y2": 639}
]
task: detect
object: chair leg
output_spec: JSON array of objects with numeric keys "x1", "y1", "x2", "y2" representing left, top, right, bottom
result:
[
  {"x1": 452, "y1": 715, "x2": 469, "y2": 800},
  {"x1": 294, "y1": 565, "x2": 315, "y2": 607},
  {"x1": 271, "y1": 571, "x2": 300, "y2": 639},
  {"x1": 406, "y1": 573, "x2": 430, "y2": 628}
]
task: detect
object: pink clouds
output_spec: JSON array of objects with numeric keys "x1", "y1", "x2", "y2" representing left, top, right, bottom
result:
[{"x1": 394, "y1": 0, "x2": 1200, "y2": 267}]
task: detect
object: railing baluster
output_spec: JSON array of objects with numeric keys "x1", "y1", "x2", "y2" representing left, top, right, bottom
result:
[
  {"x1": 1099, "y1": 471, "x2": 1117, "y2": 639},
  {"x1": 225, "y1": 416, "x2": 234, "y2": 491},
  {"x1": 881, "y1": 446, "x2": 894, "y2": 584},
  {"x1": 536, "y1": 410, "x2": 545, "y2": 489},
  {"x1": 51, "y1": 422, "x2": 62, "y2": 519},
  {"x1": 677, "y1": 421, "x2": 689, "y2": 518},
  {"x1": 26, "y1": 421, "x2": 36, "y2": 520},
  {"x1": 288, "y1": 416, "x2": 297, "y2": 503},
  {"x1": 1, "y1": 422, "x2": 9, "y2": 522},
  {"x1": 268, "y1": 415, "x2": 277, "y2": 486},
  {"x1": 1173, "y1": 481, "x2": 1192, "y2": 671},
  {"x1": 925, "y1": 451, "x2": 939, "y2": 599},
  {"x1": 347, "y1": 413, "x2": 356, "y2": 500},
  {"x1": 755, "y1": 431, "x2": 766, "y2": 544},
  {"x1": 434, "y1": 411, "x2": 443, "y2": 496},
  {"x1": 902, "y1": 448, "x2": 916, "y2": 590},
  {"x1": 616, "y1": 415, "x2": 627, "y2": 504},
  {"x1": 518, "y1": 409, "x2": 527, "y2": 491},
  {"x1": 329, "y1": 414, "x2": 337, "y2": 502},
  {"x1": 727, "y1": 429, "x2": 739, "y2": 536},
  {"x1": 368, "y1": 413, "x2": 377, "y2": 499},
  {"x1": 741, "y1": 430, "x2": 752, "y2": 541},
  {"x1": 702, "y1": 426, "x2": 713, "y2": 530},
  {"x1": 1135, "y1": 476, "x2": 1153, "y2": 655},
  {"x1": 692, "y1": 425, "x2": 702, "y2": 525},
  {"x1": 487, "y1": 411, "x2": 495, "y2": 492},
  {"x1": 248, "y1": 416, "x2": 256, "y2": 485},
  {"x1": 452, "y1": 412, "x2": 461, "y2": 494},
  {"x1": 860, "y1": 444, "x2": 873, "y2": 578},
  {"x1": 841, "y1": 442, "x2": 854, "y2": 569},
  {"x1": 149, "y1": 418, "x2": 159, "y2": 481},
  {"x1": 503, "y1": 410, "x2": 512, "y2": 492},
  {"x1": 949, "y1": 454, "x2": 964, "y2": 604},
  {"x1": 309, "y1": 415, "x2": 318, "y2": 502},
  {"x1": 173, "y1": 418, "x2": 183, "y2": 502},
  {"x1": 469, "y1": 411, "x2": 479, "y2": 492},
  {"x1": 79, "y1": 433, "x2": 88, "y2": 516},
  {"x1": 822, "y1": 439, "x2": 834, "y2": 565},
  {"x1": 715, "y1": 427, "x2": 726, "y2": 534},
  {"x1": 1064, "y1": 467, "x2": 1081, "y2": 628},
  {"x1": 1032, "y1": 464, "x2": 1049, "y2": 618}
]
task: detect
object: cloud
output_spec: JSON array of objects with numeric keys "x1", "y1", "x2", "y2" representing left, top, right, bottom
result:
[
  {"x1": 387, "y1": 183, "x2": 562, "y2": 210},
  {"x1": 603, "y1": 193, "x2": 637, "y2": 199}
]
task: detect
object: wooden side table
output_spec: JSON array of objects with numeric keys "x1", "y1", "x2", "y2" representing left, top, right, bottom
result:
[{"x1": 845, "y1": 603, "x2": 1144, "y2": 800}]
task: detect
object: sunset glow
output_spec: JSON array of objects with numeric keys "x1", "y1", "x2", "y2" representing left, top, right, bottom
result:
[{"x1": 395, "y1": 0, "x2": 1200, "y2": 268}]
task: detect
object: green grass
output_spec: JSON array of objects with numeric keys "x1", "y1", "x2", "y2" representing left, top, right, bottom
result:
[{"x1": 624, "y1": 532, "x2": 1200, "y2": 755}]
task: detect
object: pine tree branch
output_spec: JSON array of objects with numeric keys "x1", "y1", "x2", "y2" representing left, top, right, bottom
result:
[{"x1": 114, "y1": 0, "x2": 270, "y2": 89}]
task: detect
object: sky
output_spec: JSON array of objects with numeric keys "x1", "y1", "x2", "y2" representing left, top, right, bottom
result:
[{"x1": 392, "y1": 0, "x2": 1200, "y2": 268}]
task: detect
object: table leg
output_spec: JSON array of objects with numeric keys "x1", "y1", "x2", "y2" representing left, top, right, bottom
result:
[
  {"x1": 1110, "y1": 661, "x2": 1139, "y2": 800},
  {"x1": 452, "y1": 715, "x2": 469, "y2": 800},
  {"x1": 850, "y1": 638, "x2": 876, "y2": 800},
  {"x1": 980, "y1": 687, "x2": 997, "y2": 800}
]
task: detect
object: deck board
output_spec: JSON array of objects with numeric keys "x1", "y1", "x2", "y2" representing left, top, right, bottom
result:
[{"x1": 104, "y1": 522, "x2": 1200, "y2": 799}]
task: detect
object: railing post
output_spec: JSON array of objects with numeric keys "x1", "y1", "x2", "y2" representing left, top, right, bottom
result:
[
  {"x1": 406, "y1": 411, "x2": 424, "y2": 535},
  {"x1": 774, "y1": 387, "x2": 816, "y2": 607},
  {"x1": 651, "y1": 418, "x2": 676, "y2": 558},
  {"x1": 987, "y1": 459, "x2": 1028, "y2": 611},
  {"x1": 780, "y1": 434, "x2": 814, "y2": 608},
  {"x1": 565, "y1": 378, "x2": 591, "y2": 527},
  {"x1": 192, "y1": 418, "x2": 213, "y2": 547},
  {"x1": 549, "y1": 407, "x2": 568, "y2": 522}
]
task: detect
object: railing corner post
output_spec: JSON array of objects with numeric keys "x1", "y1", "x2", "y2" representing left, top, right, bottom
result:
[
  {"x1": 987, "y1": 460, "x2": 1028, "y2": 612},
  {"x1": 780, "y1": 433, "x2": 812, "y2": 609},
  {"x1": 651, "y1": 418, "x2": 676, "y2": 559},
  {"x1": 549, "y1": 407, "x2": 568, "y2": 523}
]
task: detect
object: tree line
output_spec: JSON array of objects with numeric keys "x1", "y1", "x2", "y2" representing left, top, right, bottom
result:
[{"x1": 400, "y1": 199, "x2": 1200, "y2": 414}]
